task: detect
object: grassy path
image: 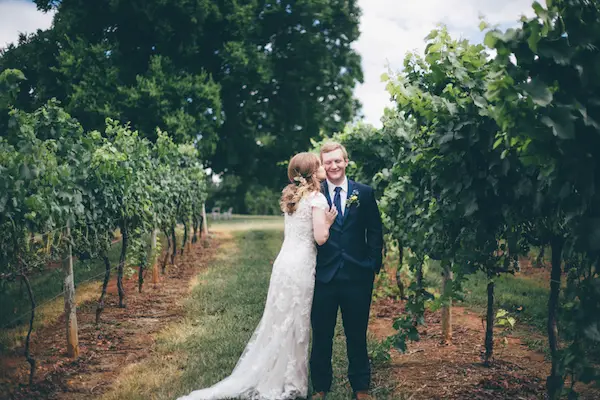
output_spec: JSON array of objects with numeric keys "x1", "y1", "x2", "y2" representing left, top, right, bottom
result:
[{"x1": 102, "y1": 224, "x2": 397, "y2": 400}]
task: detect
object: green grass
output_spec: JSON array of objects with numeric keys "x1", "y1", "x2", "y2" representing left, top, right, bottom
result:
[
  {"x1": 425, "y1": 259, "x2": 550, "y2": 334},
  {"x1": 0, "y1": 242, "x2": 124, "y2": 331},
  {"x1": 207, "y1": 214, "x2": 284, "y2": 232},
  {"x1": 103, "y1": 224, "x2": 399, "y2": 400},
  {"x1": 174, "y1": 230, "x2": 283, "y2": 390}
]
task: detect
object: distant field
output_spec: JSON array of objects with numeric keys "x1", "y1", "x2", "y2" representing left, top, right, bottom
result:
[{"x1": 206, "y1": 214, "x2": 284, "y2": 232}]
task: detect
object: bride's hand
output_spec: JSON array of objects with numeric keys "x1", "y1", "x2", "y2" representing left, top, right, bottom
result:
[{"x1": 325, "y1": 206, "x2": 338, "y2": 226}]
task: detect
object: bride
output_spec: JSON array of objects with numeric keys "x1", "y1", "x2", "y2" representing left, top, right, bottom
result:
[{"x1": 177, "y1": 152, "x2": 337, "y2": 400}]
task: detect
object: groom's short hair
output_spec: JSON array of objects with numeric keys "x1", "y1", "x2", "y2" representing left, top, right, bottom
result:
[{"x1": 320, "y1": 141, "x2": 348, "y2": 161}]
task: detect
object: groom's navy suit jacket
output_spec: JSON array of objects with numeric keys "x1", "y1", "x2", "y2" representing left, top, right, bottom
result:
[{"x1": 316, "y1": 179, "x2": 383, "y2": 283}]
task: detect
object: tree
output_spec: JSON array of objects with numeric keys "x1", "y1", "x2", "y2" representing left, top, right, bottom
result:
[
  {"x1": 0, "y1": 89, "x2": 87, "y2": 381},
  {"x1": 1, "y1": 67, "x2": 211, "y2": 384},
  {"x1": 484, "y1": 0, "x2": 600, "y2": 396},
  {"x1": 2, "y1": 0, "x2": 364, "y2": 212},
  {"x1": 87, "y1": 120, "x2": 154, "y2": 308},
  {"x1": 313, "y1": 122, "x2": 395, "y2": 196}
]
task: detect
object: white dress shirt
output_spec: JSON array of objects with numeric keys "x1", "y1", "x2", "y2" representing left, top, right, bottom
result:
[{"x1": 327, "y1": 177, "x2": 348, "y2": 215}]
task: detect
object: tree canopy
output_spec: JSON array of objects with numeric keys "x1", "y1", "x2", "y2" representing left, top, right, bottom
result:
[{"x1": 1, "y1": 0, "x2": 364, "y2": 211}]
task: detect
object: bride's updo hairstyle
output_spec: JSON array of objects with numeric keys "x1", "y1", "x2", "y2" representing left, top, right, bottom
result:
[{"x1": 280, "y1": 152, "x2": 322, "y2": 215}]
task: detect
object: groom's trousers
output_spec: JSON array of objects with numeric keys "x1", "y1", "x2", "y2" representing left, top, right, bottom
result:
[{"x1": 310, "y1": 275, "x2": 374, "y2": 393}]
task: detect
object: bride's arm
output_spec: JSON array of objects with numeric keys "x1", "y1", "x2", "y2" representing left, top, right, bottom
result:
[{"x1": 313, "y1": 205, "x2": 336, "y2": 245}]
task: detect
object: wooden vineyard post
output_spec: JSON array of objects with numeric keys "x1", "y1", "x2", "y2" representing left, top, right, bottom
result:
[
  {"x1": 202, "y1": 203, "x2": 209, "y2": 236},
  {"x1": 186, "y1": 223, "x2": 192, "y2": 253},
  {"x1": 151, "y1": 229, "x2": 159, "y2": 284},
  {"x1": 441, "y1": 259, "x2": 453, "y2": 344},
  {"x1": 63, "y1": 222, "x2": 79, "y2": 358}
]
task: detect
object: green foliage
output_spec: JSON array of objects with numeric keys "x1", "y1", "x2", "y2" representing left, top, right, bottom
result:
[
  {"x1": 495, "y1": 309, "x2": 516, "y2": 330},
  {"x1": 326, "y1": 3, "x2": 600, "y2": 395},
  {"x1": 0, "y1": 99, "x2": 84, "y2": 278},
  {"x1": 482, "y1": 0, "x2": 600, "y2": 396},
  {"x1": 0, "y1": 69, "x2": 26, "y2": 110},
  {"x1": 244, "y1": 185, "x2": 281, "y2": 216},
  {"x1": 206, "y1": 174, "x2": 242, "y2": 212},
  {"x1": 0, "y1": 71, "x2": 209, "y2": 298},
  {"x1": 374, "y1": 29, "x2": 528, "y2": 360},
  {"x1": 2, "y1": 0, "x2": 365, "y2": 211},
  {"x1": 369, "y1": 336, "x2": 393, "y2": 365},
  {"x1": 372, "y1": 268, "x2": 402, "y2": 301},
  {"x1": 312, "y1": 122, "x2": 396, "y2": 197}
]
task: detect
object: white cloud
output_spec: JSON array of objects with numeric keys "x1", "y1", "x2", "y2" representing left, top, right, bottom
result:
[
  {"x1": 353, "y1": 0, "x2": 536, "y2": 128},
  {"x1": 0, "y1": 0, "x2": 54, "y2": 50}
]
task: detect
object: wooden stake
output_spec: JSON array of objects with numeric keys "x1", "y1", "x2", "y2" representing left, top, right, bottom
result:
[
  {"x1": 202, "y1": 203, "x2": 209, "y2": 235},
  {"x1": 151, "y1": 229, "x2": 159, "y2": 284},
  {"x1": 63, "y1": 222, "x2": 79, "y2": 358},
  {"x1": 441, "y1": 259, "x2": 453, "y2": 344}
]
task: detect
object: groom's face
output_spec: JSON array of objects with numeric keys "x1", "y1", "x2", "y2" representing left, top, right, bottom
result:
[{"x1": 322, "y1": 149, "x2": 348, "y2": 184}]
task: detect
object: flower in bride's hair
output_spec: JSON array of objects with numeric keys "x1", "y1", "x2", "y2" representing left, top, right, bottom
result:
[{"x1": 293, "y1": 175, "x2": 307, "y2": 185}]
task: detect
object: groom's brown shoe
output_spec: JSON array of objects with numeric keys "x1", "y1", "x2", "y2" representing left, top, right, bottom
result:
[
  {"x1": 354, "y1": 391, "x2": 373, "y2": 400},
  {"x1": 311, "y1": 392, "x2": 326, "y2": 399}
]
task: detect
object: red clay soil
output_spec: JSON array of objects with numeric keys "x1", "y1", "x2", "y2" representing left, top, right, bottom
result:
[
  {"x1": 514, "y1": 256, "x2": 552, "y2": 288},
  {"x1": 369, "y1": 297, "x2": 600, "y2": 400},
  {"x1": 3, "y1": 237, "x2": 597, "y2": 400},
  {"x1": 0, "y1": 234, "x2": 221, "y2": 400}
]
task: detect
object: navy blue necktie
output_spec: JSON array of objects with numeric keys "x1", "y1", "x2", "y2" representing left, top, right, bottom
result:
[{"x1": 333, "y1": 186, "x2": 343, "y2": 223}]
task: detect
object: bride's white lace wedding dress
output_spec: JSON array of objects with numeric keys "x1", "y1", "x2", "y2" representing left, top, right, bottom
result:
[{"x1": 177, "y1": 191, "x2": 329, "y2": 400}]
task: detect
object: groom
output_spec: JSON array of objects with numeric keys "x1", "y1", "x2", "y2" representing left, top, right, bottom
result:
[{"x1": 310, "y1": 142, "x2": 383, "y2": 400}]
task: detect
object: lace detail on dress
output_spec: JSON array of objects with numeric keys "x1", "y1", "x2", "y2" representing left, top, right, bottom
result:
[
  {"x1": 310, "y1": 192, "x2": 329, "y2": 211},
  {"x1": 176, "y1": 191, "x2": 325, "y2": 400}
]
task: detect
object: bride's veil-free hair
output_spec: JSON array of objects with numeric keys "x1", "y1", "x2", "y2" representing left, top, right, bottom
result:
[{"x1": 280, "y1": 152, "x2": 321, "y2": 215}]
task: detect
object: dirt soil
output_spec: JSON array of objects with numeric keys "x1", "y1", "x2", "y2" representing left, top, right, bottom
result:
[
  {"x1": 515, "y1": 255, "x2": 552, "y2": 288},
  {"x1": 369, "y1": 297, "x2": 599, "y2": 400},
  {"x1": 3, "y1": 236, "x2": 598, "y2": 400},
  {"x1": 0, "y1": 234, "x2": 221, "y2": 400}
]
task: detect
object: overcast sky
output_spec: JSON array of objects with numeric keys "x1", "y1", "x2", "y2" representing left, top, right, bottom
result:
[{"x1": 0, "y1": 0, "x2": 535, "y2": 128}]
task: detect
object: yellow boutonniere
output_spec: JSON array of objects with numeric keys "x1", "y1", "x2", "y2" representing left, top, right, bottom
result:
[{"x1": 346, "y1": 189, "x2": 360, "y2": 208}]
